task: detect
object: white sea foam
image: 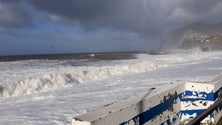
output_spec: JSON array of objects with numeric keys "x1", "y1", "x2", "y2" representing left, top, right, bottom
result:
[
  {"x1": 0, "y1": 50, "x2": 221, "y2": 98},
  {"x1": 0, "y1": 61, "x2": 157, "y2": 98},
  {"x1": 0, "y1": 50, "x2": 222, "y2": 125}
]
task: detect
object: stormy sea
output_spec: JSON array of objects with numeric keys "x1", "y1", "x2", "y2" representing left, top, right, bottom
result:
[{"x1": 0, "y1": 50, "x2": 222, "y2": 125}]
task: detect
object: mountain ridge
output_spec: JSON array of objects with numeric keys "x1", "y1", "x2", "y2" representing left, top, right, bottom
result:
[{"x1": 161, "y1": 22, "x2": 222, "y2": 50}]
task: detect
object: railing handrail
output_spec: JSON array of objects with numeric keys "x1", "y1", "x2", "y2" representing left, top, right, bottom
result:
[{"x1": 187, "y1": 98, "x2": 222, "y2": 125}]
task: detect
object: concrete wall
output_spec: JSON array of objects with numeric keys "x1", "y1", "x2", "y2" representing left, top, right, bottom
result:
[
  {"x1": 211, "y1": 75, "x2": 222, "y2": 124},
  {"x1": 180, "y1": 82, "x2": 215, "y2": 124},
  {"x1": 180, "y1": 77, "x2": 222, "y2": 124},
  {"x1": 72, "y1": 76, "x2": 222, "y2": 125}
]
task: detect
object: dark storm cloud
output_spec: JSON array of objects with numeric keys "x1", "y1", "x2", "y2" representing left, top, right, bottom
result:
[
  {"x1": 1, "y1": 0, "x2": 222, "y2": 42},
  {"x1": 164, "y1": 0, "x2": 222, "y2": 24},
  {"x1": 175, "y1": 0, "x2": 220, "y2": 14},
  {"x1": 0, "y1": 0, "x2": 33, "y2": 29},
  {"x1": 27, "y1": 0, "x2": 164, "y2": 36},
  {"x1": 27, "y1": 0, "x2": 222, "y2": 37}
]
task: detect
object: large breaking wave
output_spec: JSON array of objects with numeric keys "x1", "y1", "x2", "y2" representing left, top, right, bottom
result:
[{"x1": 0, "y1": 50, "x2": 219, "y2": 98}]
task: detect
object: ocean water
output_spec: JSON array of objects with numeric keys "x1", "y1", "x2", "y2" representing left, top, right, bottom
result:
[
  {"x1": 0, "y1": 50, "x2": 222, "y2": 125},
  {"x1": 0, "y1": 52, "x2": 154, "y2": 98}
]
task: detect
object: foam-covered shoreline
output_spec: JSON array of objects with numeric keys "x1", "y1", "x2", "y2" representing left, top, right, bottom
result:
[
  {"x1": 0, "y1": 50, "x2": 221, "y2": 98},
  {"x1": 0, "y1": 50, "x2": 222, "y2": 125}
]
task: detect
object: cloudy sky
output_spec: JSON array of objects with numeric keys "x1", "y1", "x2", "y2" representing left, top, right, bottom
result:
[{"x1": 0, "y1": 0, "x2": 222, "y2": 55}]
